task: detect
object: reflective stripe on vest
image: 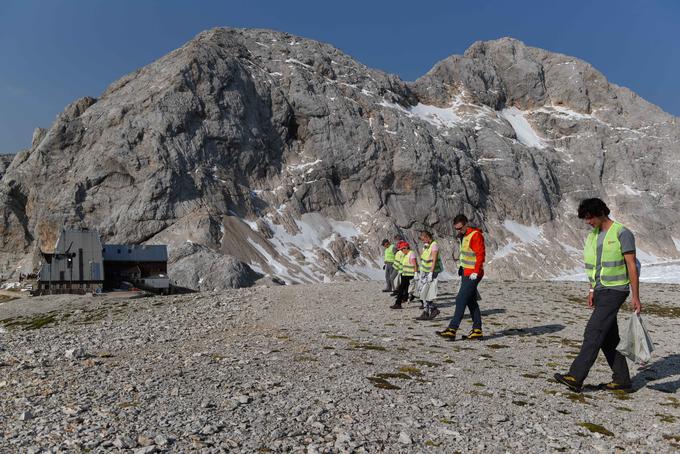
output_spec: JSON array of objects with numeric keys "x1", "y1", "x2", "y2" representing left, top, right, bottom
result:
[
  {"x1": 393, "y1": 250, "x2": 404, "y2": 273},
  {"x1": 420, "y1": 241, "x2": 443, "y2": 273},
  {"x1": 583, "y1": 222, "x2": 630, "y2": 287},
  {"x1": 459, "y1": 230, "x2": 478, "y2": 269},
  {"x1": 401, "y1": 251, "x2": 416, "y2": 277},
  {"x1": 384, "y1": 245, "x2": 395, "y2": 264}
]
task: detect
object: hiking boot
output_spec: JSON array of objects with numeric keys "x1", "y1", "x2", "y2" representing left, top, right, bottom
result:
[
  {"x1": 435, "y1": 327, "x2": 457, "y2": 341},
  {"x1": 598, "y1": 381, "x2": 632, "y2": 392},
  {"x1": 428, "y1": 307, "x2": 440, "y2": 320},
  {"x1": 554, "y1": 373, "x2": 583, "y2": 393},
  {"x1": 390, "y1": 291, "x2": 398, "y2": 296},
  {"x1": 382, "y1": 289, "x2": 391, "y2": 293},
  {"x1": 409, "y1": 294, "x2": 415, "y2": 302},
  {"x1": 389, "y1": 302, "x2": 403, "y2": 309},
  {"x1": 464, "y1": 328, "x2": 483, "y2": 340},
  {"x1": 415, "y1": 310, "x2": 430, "y2": 320}
]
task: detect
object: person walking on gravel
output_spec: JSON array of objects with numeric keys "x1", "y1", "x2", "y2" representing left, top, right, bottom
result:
[
  {"x1": 435, "y1": 214, "x2": 485, "y2": 341},
  {"x1": 391, "y1": 247, "x2": 404, "y2": 296},
  {"x1": 416, "y1": 230, "x2": 442, "y2": 320},
  {"x1": 381, "y1": 239, "x2": 396, "y2": 293},
  {"x1": 554, "y1": 198, "x2": 641, "y2": 393},
  {"x1": 390, "y1": 241, "x2": 418, "y2": 310}
]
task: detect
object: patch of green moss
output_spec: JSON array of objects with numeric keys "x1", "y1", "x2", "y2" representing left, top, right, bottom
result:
[
  {"x1": 293, "y1": 355, "x2": 317, "y2": 362},
  {"x1": 661, "y1": 397, "x2": 680, "y2": 409},
  {"x1": 512, "y1": 400, "x2": 530, "y2": 406},
  {"x1": 3, "y1": 314, "x2": 57, "y2": 330},
  {"x1": 657, "y1": 413, "x2": 677, "y2": 423},
  {"x1": 375, "y1": 372, "x2": 412, "y2": 380},
  {"x1": 119, "y1": 401, "x2": 139, "y2": 408},
  {"x1": 367, "y1": 376, "x2": 400, "y2": 390},
  {"x1": 578, "y1": 422, "x2": 613, "y2": 436},
  {"x1": 610, "y1": 390, "x2": 632, "y2": 401},
  {"x1": 351, "y1": 342, "x2": 387, "y2": 351},
  {"x1": 468, "y1": 390, "x2": 493, "y2": 397},
  {"x1": 566, "y1": 393, "x2": 589, "y2": 404},
  {"x1": 486, "y1": 344, "x2": 509, "y2": 349},
  {"x1": 397, "y1": 366, "x2": 423, "y2": 377},
  {"x1": 522, "y1": 373, "x2": 541, "y2": 379}
]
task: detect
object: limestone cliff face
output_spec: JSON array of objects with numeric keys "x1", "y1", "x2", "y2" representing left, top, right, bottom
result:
[{"x1": 1, "y1": 29, "x2": 678, "y2": 284}]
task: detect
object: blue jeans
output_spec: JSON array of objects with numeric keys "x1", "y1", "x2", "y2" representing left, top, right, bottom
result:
[{"x1": 447, "y1": 276, "x2": 482, "y2": 330}]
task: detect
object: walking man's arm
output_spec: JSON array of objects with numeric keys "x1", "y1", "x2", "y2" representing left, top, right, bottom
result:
[{"x1": 624, "y1": 253, "x2": 642, "y2": 313}]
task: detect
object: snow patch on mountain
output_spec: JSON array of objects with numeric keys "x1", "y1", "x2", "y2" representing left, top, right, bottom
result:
[{"x1": 499, "y1": 107, "x2": 546, "y2": 149}]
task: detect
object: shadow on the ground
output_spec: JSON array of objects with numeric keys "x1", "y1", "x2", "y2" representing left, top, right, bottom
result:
[
  {"x1": 483, "y1": 324, "x2": 565, "y2": 340},
  {"x1": 632, "y1": 353, "x2": 680, "y2": 393}
]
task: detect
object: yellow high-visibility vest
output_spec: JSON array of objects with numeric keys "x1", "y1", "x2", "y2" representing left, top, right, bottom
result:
[
  {"x1": 384, "y1": 245, "x2": 395, "y2": 264},
  {"x1": 584, "y1": 222, "x2": 630, "y2": 287},
  {"x1": 459, "y1": 231, "x2": 478, "y2": 270},
  {"x1": 401, "y1": 251, "x2": 416, "y2": 277},
  {"x1": 420, "y1": 241, "x2": 443, "y2": 273},
  {"x1": 393, "y1": 250, "x2": 404, "y2": 273}
]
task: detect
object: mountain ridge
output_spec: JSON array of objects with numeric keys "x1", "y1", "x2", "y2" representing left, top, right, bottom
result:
[{"x1": 1, "y1": 28, "x2": 678, "y2": 287}]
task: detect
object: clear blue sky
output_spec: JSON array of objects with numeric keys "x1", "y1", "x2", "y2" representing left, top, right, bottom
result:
[{"x1": 1, "y1": 0, "x2": 679, "y2": 153}]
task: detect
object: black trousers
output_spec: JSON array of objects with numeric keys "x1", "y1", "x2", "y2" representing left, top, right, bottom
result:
[
  {"x1": 568, "y1": 289, "x2": 631, "y2": 385},
  {"x1": 395, "y1": 275, "x2": 412, "y2": 304}
]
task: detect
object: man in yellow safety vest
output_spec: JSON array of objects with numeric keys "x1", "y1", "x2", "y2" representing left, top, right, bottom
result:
[
  {"x1": 554, "y1": 198, "x2": 641, "y2": 393},
  {"x1": 436, "y1": 214, "x2": 485, "y2": 341},
  {"x1": 381, "y1": 239, "x2": 396, "y2": 293}
]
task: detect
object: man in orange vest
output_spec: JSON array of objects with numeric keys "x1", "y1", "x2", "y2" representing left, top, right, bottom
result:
[{"x1": 436, "y1": 214, "x2": 485, "y2": 341}]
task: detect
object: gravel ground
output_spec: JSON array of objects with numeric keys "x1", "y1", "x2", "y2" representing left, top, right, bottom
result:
[{"x1": 1, "y1": 280, "x2": 679, "y2": 453}]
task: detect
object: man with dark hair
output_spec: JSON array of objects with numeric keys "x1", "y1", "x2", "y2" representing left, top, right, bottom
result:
[
  {"x1": 554, "y1": 198, "x2": 641, "y2": 392},
  {"x1": 381, "y1": 239, "x2": 396, "y2": 293},
  {"x1": 390, "y1": 234, "x2": 404, "y2": 295},
  {"x1": 436, "y1": 214, "x2": 485, "y2": 341}
]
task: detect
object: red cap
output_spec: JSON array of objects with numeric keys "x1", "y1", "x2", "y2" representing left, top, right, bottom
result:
[{"x1": 397, "y1": 241, "x2": 410, "y2": 250}]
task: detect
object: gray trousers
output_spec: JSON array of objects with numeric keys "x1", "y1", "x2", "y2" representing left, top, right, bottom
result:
[
  {"x1": 384, "y1": 263, "x2": 395, "y2": 291},
  {"x1": 568, "y1": 289, "x2": 631, "y2": 385}
]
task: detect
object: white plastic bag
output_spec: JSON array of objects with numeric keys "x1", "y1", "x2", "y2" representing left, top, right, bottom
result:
[
  {"x1": 617, "y1": 313, "x2": 654, "y2": 364},
  {"x1": 419, "y1": 278, "x2": 438, "y2": 302}
]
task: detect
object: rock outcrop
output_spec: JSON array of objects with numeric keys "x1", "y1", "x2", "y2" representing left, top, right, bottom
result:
[
  {"x1": 168, "y1": 242, "x2": 261, "y2": 291},
  {"x1": 1, "y1": 29, "x2": 679, "y2": 283}
]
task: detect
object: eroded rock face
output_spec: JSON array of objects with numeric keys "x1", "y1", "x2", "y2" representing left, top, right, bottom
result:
[
  {"x1": 1, "y1": 29, "x2": 679, "y2": 284},
  {"x1": 168, "y1": 242, "x2": 261, "y2": 291}
]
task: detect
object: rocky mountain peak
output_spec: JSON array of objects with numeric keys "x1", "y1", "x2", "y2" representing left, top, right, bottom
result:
[{"x1": 1, "y1": 28, "x2": 678, "y2": 287}]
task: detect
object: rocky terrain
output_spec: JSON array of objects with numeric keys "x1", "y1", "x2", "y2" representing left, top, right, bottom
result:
[
  {"x1": 1, "y1": 280, "x2": 679, "y2": 453},
  {"x1": 0, "y1": 28, "x2": 679, "y2": 287}
]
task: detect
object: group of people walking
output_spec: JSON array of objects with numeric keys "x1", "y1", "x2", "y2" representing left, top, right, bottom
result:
[
  {"x1": 379, "y1": 199, "x2": 643, "y2": 393},
  {"x1": 381, "y1": 214, "x2": 486, "y2": 339}
]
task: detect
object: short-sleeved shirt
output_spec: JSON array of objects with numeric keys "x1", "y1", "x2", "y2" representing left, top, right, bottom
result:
[
  {"x1": 429, "y1": 242, "x2": 439, "y2": 253},
  {"x1": 594, "y1": 226, "x2": 635, "y2": 292},
  {"x1": 408, "y1": 251, "x2": 418, "y2": 266}
]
